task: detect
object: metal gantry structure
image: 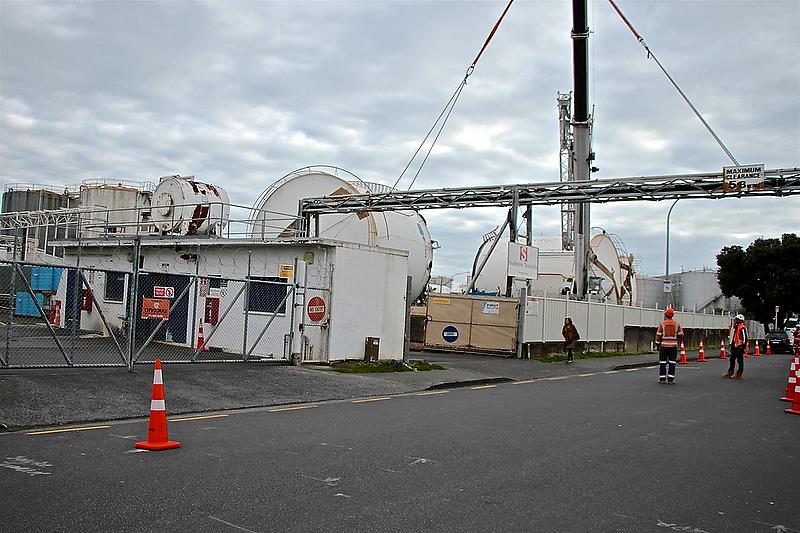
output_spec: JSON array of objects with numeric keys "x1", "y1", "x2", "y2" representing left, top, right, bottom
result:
[
  {"x1": 298, "y1": 167, "x2": 800, "y2": 216},
  {"x1": 557, "y1": 92, "x2": 575, "y2": 251}
]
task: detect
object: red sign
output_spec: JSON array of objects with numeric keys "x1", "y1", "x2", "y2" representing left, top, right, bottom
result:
[
  {"x1": 142, "y1": 298, "x2": 170, "y2": 320},
  {"x1": 154, "y1": 286, "x2": 175, "y2": 298},
  {"x1": 307, "y1": 296, "x2": 326, "y2": 322}
]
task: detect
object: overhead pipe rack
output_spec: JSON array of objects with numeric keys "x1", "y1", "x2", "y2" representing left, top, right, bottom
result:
[{"x1": 299, "y1": 167, "x2": 800, "y2": 216}]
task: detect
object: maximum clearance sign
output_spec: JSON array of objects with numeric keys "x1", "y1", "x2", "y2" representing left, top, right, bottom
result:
[{"x1": 723, "y1": 164, "x2": 765, "y2": 193}]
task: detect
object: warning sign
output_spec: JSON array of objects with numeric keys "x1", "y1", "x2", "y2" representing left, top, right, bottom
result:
[
  {"x1": 199, "y1": 278, "x2": 209, "y2": 297},
  {"x1": 279, "y1": 264, "x2": 295, "y2": 279},
  {"x1": 154, "y1": 286, "x2": 175, "y2": 298},
  {"x1": 723, "y1": 164, "x2": 765, "y2": 193},
  {"x1": 307, "y1": 296, "x2": 326, "y2": 322},
  {"x1": 141, "y1": 298, "x2": 170, "y2": 320}
]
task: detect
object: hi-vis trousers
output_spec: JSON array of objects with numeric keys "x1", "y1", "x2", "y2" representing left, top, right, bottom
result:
[{"x1": 659, "y1": 346, "x2": 678, "y2": 381}]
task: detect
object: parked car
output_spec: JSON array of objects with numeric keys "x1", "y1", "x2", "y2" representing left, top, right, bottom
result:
[{"x1": 766, "y1": 330, "x2": 793, "y2": 354}]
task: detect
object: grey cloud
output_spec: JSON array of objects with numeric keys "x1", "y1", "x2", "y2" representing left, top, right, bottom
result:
[{"x1": 1, "y1": 0, "x2": 797, "y2": 280}]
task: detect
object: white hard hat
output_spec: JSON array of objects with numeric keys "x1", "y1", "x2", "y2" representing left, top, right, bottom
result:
[{"x1": 735, "y1": 314, "x2": 745, "y2": 321}]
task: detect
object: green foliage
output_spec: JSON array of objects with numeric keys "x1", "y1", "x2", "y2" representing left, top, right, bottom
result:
[
  {"x1": 331, "y1": 360, "x2": 445, "y2": 373},
  {"x1": 717, "y1": 233, "x2": 800, "y2": 328}
]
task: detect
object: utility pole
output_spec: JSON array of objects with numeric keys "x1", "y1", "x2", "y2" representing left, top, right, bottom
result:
[{"x1": 571, "y1": 0, "x2": 592, "y2": 299}]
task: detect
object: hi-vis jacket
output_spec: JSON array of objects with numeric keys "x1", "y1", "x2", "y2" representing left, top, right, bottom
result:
[
  {"x1": 656, "y1": 318, "x2": 684, "y2": 348},
  {"x1": 732, "y1": 322, "x2": 748, "y2": 348}
]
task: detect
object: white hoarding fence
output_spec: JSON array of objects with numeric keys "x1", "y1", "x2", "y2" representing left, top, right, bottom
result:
[{"x1": 522, "y1": 295, "x2": 731, "y2": 344}]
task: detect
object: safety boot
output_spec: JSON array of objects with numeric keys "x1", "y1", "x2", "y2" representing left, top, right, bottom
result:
[
  {"x1": 722, "y1": 370, "x2": 733, "y2": 378},
  {"x1": 732, "y1": 371, "x2": 743, "y2": 380}
]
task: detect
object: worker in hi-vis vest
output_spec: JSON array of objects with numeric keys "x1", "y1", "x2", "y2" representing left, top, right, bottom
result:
[
  {"x1": 724, "y1": 314, "x2": 748, "y2": 380},
  {"x1": 655, "y1": 307, "x2": 684, "y2": 385}
]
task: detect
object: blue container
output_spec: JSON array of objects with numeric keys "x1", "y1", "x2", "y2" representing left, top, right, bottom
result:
[
  {"x1": 30, "y1": 267, "x2": 62, "y2": 291},
  {"x1": 15, "y1": 292, "x2": 46, "y2": 317}
]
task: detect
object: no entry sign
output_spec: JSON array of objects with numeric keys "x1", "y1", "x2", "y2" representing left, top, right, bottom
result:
[{"x1": 307, "y1": 296, "x2": 326, "y2": 322}]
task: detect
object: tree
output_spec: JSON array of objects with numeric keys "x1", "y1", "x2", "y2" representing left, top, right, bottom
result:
[{"x1": 717, "y1": 233, "x2": 800, "y2": 329}]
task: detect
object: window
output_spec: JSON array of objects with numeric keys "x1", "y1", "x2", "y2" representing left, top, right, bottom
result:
[
  {"x1": 104, "y1": 272, "x2": 127, "y2": 302},
  {"x1": 247, "y1": 276, "x2": 289, "y2": 314}
]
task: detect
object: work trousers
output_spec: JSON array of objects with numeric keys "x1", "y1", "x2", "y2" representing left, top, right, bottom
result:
[
  {"x1": 659, "y1": 346, "x2": 678, "y2": 381},
  {"x1": 729, "y1": 346, "x2": 744, "y2": 373}
]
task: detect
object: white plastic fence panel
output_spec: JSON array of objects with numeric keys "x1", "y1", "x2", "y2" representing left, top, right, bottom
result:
[{"x1": 605, "y1": 304, "x2": 625, "y2": 341}]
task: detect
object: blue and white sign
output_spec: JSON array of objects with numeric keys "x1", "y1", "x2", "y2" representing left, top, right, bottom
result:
[{"x1": 442, "y1": 325, "x2": 459, "y2": 343}]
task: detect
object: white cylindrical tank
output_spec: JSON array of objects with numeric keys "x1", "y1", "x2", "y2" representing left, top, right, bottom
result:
[
  {"x1": 251, "y1": 168, "x2": 433, "y2": 300},
  {"x1": 471, "y1": 236, "x2": 574, "y2": 295},
  {"x1": 469, "y1": 230, "x2": 637, "y2": 304},
  {"x1": 150, "y1": 175, "x2": 230, "y2": 236},
  {"x1": 80, "y1": 179, "x2": 152, "y2": 236}
]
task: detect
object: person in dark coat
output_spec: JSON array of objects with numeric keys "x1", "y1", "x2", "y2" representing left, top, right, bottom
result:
[{"x1": 562, "y1": 317, "x2": 579, "y2": 364}]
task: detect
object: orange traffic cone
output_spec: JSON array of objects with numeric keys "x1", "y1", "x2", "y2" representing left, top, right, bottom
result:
[
  {"x1": 719, "y1": 340, "x2": 727, "y2": 359},
  {"x1": 136, "y1": 359, "x2": 180, "y2": 451},
  {"x1": 765, "y1": 342, "x2": 772, "y2": 356},
  {"x1": 679, "y1": 341, "x2": 688, "y2": 365},
  {"x1": 744, "y1": 341, "x2": 750, "y2": 358},
  {"x1": 781, "y1": 359, "x2": 798, "y2": 403},
  {"x1": 754, "y1": 341, "x2": 761, "y2": 357},
  {"x1": 196, "y1": 319, "x2": 208, "y2": 352},
  {"x1": 784, "y1": 366, "x2": 800, "y2": 416},
  {"x1": 697, "y1": 340, "x2": 708, "y2": 362}
]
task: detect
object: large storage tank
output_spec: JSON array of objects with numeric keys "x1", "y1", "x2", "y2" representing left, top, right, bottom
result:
[
  {"x1": 80, "y1": 179, "x2": 153, "y2": 236},
  {"x1": 150, "y1": 175, "x2": 230, "y2": 236},
  {"x1": 1, "y1": 184, "x2": 79, "y2": 258},
  {"x1": 470, "y1": 229, "x2": 637, "y2": 304},
  {"x1": 250, "y1": 167, "x2": 433, "y2": 300}
]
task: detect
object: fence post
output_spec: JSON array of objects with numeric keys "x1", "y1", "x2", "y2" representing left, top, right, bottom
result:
[
  {"x1": 242, "y1": 251, "x2": 252, "y2": 357},
  {"x1": 126, "y1": 238, "x2": 142, "y2": 372},
  {"x1": 602, "y1": 301, "x2": 608, "y2": 353},
  {"x1": 70, "y1": 215, "x2": 83, "y2": 359},
  {"x1": 289, "y1": 257, "x2": 300, "y2": 364},
  {"x1": 541, "y1": 290, "x2": 547, "y2": 345},
  {"x1": 403, "y1": 276, "x2": 412, "y2": 363},
  {"x1": 516, "y1": 288, "x2": 526, "y2": 359},
  {"x1": 190, "y1": 245, "x2": 199, "y2": 351},
  {"x1": 3, "y1": 230, "x2": 19, "y2": 366}
]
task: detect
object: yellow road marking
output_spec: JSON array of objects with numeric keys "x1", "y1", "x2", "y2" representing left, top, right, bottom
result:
[
  {"x1": 604, "y1": 370, "x2": 620, "y2": 374},
  {"x1": 416, "y1": 390, "x2": 449, "y2": 396},
  {"x1": 169, "y1": 414, "x2": 229, "y2": 422},
  {"x1": 577, "y1": 373, "x2": 596, "y2": 377},
  {"x1": 27, "y1": 425, "x2": 111, "y2": 436},
  {"x1": 352, "y1": 397, "x2": 392, "y2": 403},
  {"x1": 546, "y1": 376, "x2": 569, "y2": 380},
  {"x1": 269, "y1": 405, "x2": 317, "y2": 412},
  {"x1": 470, "y1": 385, "x2": 496, "y2": 390},
  {"x1": 625, "y1": 368, "x2": 641, "y2": 372},
  {"x1": 513, "y1": 380, "x2": 536, "y2": 385}
]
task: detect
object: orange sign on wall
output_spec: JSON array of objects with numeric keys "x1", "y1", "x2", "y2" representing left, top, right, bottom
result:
[{"x1": 141, "y1": 298, "x2": 170, "y2": 320}]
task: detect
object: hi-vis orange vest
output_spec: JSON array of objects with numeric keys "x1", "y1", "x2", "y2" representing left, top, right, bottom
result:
[
  {"x1": 656, "y1": 318, "x2": 683, "y2": 348},
  {"x1": 733, "y1": 323, "x2": 748, "y2": 348}
]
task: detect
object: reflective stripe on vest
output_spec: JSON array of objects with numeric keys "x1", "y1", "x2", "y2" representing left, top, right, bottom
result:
[
  {"x1": 734, "y1": 323, "x2": 747, "y2": 347},
  {"x1": 658, "y1": 319, "x2": 680, "y2": 347}
]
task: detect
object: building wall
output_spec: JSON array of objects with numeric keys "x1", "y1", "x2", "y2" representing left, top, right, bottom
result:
[
  {"x1": 53, "y1": 239, "x2": 407, "y2": 362},
  {"x1": 327, "y1": 243, "x2": 408, "y2": 360}
]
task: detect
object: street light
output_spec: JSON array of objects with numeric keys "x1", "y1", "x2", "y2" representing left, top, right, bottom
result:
[{"x1": 665, "y1": 199, "x2": 680, "y2": 304}]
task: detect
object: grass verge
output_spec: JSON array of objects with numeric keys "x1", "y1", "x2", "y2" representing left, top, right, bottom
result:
[{"x1": 331, "y1": 360, "x2": 446, "y2": 373}]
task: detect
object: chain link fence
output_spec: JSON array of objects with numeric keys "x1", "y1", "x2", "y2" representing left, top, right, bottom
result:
[{"x1": 0, "y1": 258, "x2": 328, "y2": 368}]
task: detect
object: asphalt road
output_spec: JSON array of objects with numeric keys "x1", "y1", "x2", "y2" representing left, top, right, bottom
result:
[{"x1": 1, "y1": 354, "x2": 798, "y2": 533}]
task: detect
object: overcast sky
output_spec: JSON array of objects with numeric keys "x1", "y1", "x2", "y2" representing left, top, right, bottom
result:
[{"x1": 1, "y1": 0, "x2": 798, "y2": 281}]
